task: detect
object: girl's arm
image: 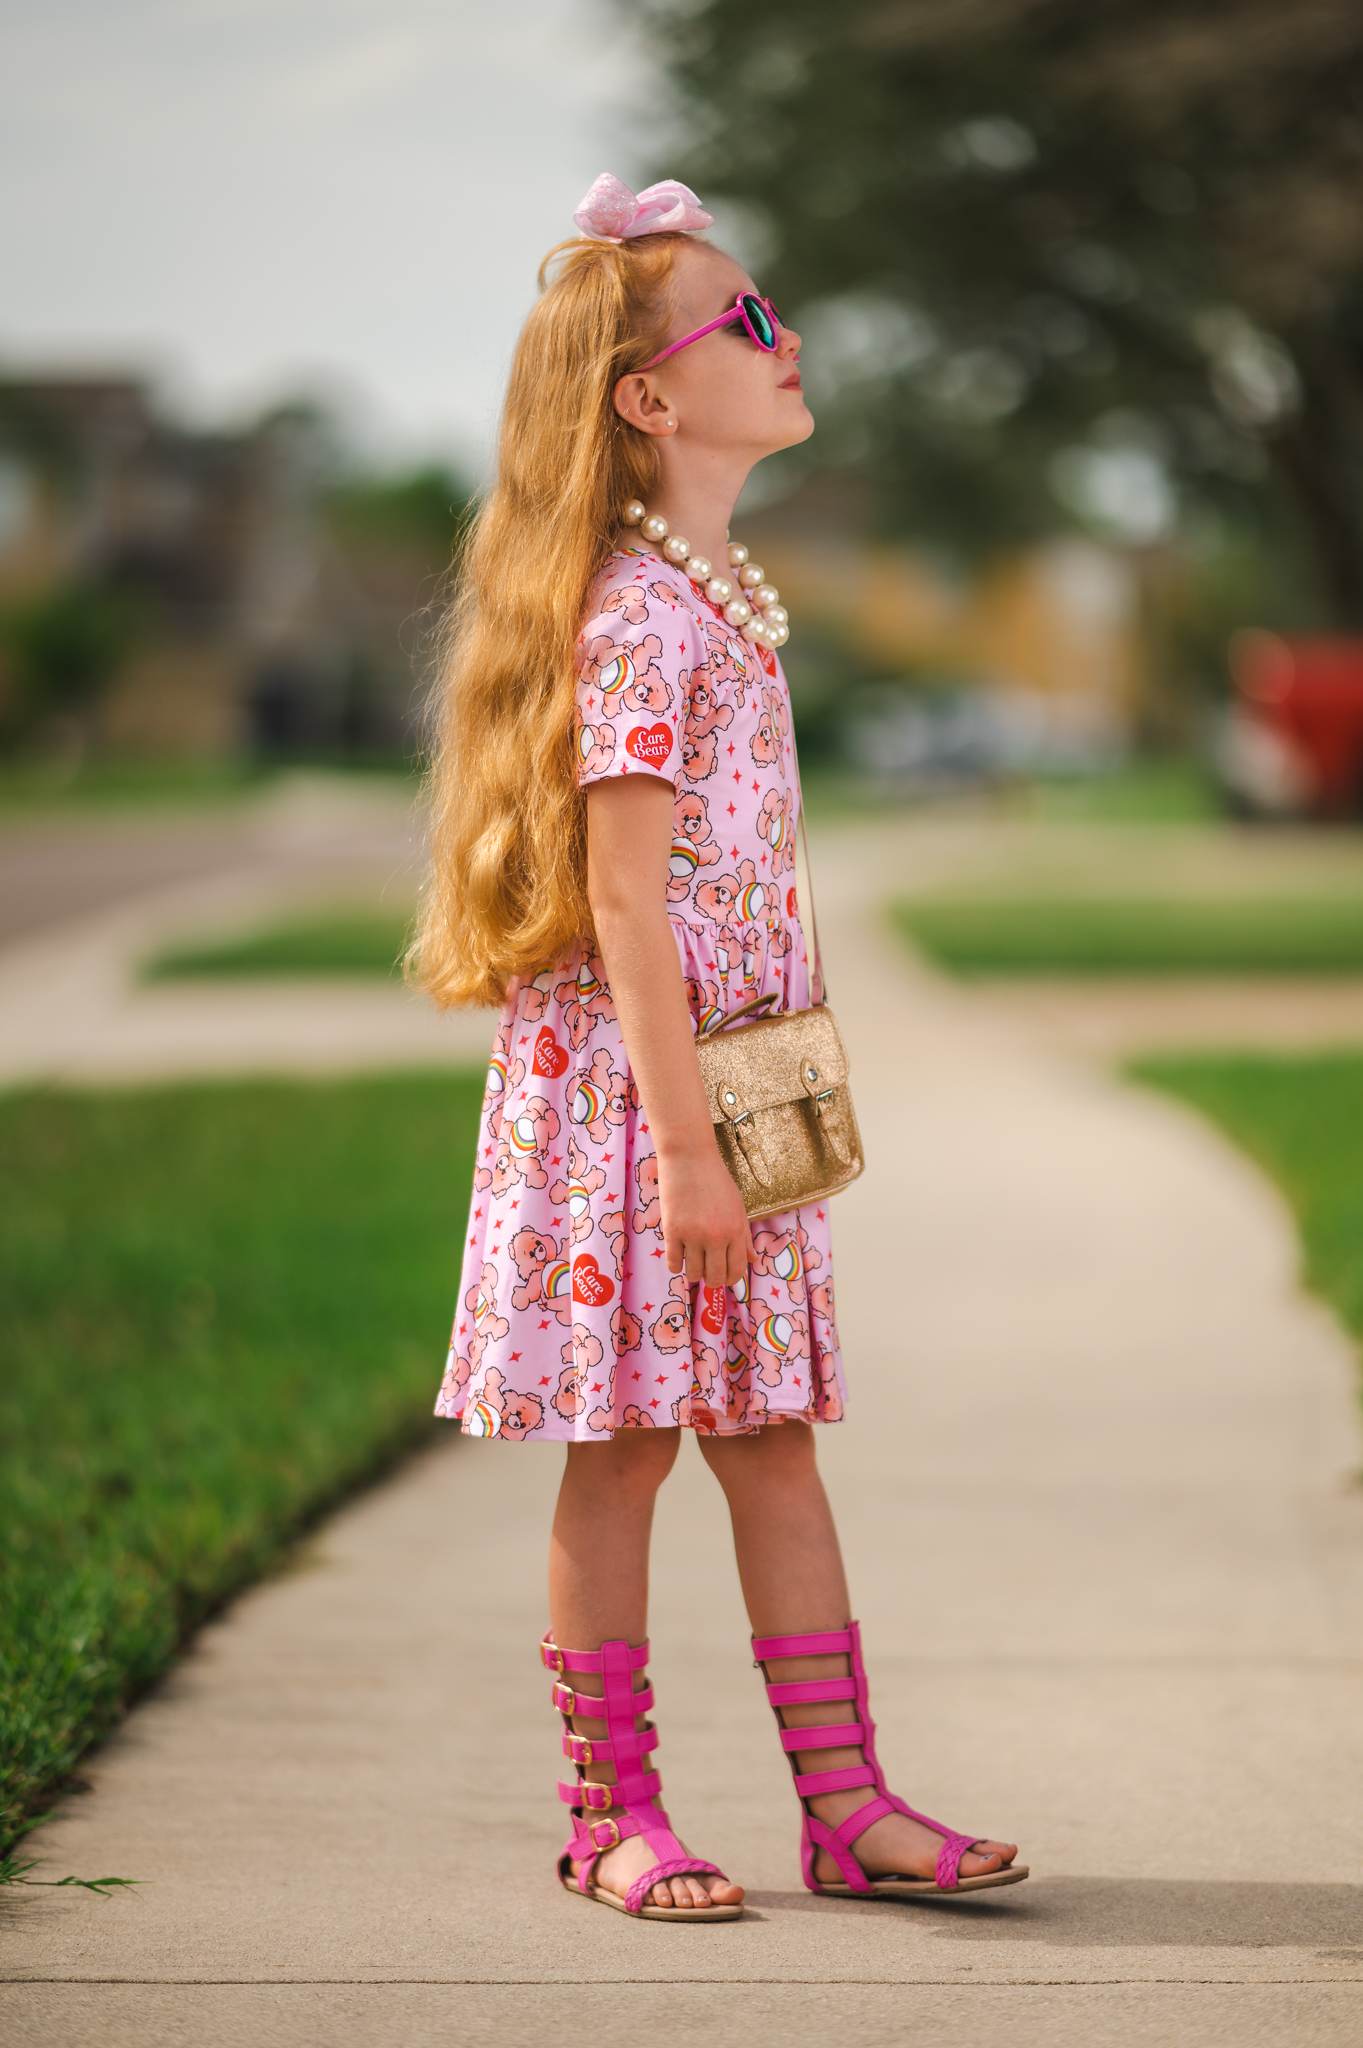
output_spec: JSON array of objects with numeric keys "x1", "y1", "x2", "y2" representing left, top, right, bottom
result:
[{"x1": 585, "y1": 774, "x2": 754, "y2": 1291}]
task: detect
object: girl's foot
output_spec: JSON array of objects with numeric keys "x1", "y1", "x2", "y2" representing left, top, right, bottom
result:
[
  {"x1": 567, "y1": 1685, "x2": 745, "y2": 1911},
  {"x1": 591, "y1": 1829, "x2": 746, "y2": 1912},
  {"x1": 806, "y1": 1789, "x2": 1018, "y2": 1886}
]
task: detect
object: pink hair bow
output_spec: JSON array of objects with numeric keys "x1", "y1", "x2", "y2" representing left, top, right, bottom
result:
[{"x1": 572, "y1": 172, "x2": 714, "y2": 242}]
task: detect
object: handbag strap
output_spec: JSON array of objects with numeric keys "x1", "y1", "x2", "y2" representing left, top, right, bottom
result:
[{"x1": 790, "y1": 731, "x2": 826, "y2": 1006}]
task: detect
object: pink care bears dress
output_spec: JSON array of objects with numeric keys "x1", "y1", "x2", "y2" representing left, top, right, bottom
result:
[{"x1": 433, "y1": 541, "x2": 847, "y2": 1442}]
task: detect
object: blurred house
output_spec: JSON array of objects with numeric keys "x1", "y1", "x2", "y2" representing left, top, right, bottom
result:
[
  {"x1": 746, "y1": 466, "x2": 1146, "y2": 751},
  {"x1": 0, "y1": 374, "x2": 438, "y2": 759}
]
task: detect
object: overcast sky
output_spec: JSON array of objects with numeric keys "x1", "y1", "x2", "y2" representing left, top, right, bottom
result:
[{"x1": 0, "y1": 0, "x2": 718, "y2": 487}]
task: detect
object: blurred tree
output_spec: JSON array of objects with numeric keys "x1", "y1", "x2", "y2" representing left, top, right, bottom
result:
[
  {"x1": 625, "y1": 0, "x2": 1363, "y2": 619},
  {"x1": 0, "y1": 579, "x2": 148, "y2": 756}
]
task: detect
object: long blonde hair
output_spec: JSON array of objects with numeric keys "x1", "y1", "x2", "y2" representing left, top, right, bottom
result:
[{"x1": 402, "y1": 228, "x2": 704, "y2": 1011}]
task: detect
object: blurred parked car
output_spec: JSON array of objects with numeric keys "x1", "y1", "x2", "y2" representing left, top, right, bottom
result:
[
  {"x1": 845, "y1": 681, "x2": 1124, "y2": 797},
  {"x1": 1211, "y1": 631, "x2": 1363, "y2": 821}
]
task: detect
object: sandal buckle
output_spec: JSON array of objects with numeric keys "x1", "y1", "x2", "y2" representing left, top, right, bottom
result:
[
  {"x1": 552, "y1": 1681, "x2": 576, "y2": 1714},
  {"x1": 572, "y1": 1736, "x2": 593, "y2": 1765},
  {"x1": 582, "y1": 1781, "x2": 614, "y2": 1810},
  {"x1": 541, "y1": 1635, "x2": 564, "y2": 1675},
  {"x1": 590, "y1": 1817, "x2": 621, "y2": 1850}
]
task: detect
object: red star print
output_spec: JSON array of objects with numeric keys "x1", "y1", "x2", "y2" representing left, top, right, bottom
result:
[
  {"x1": 538, "y1": 1375, "x2": 551, "y2": 1387},
  {"x1": 648, "y1": 1397, "x2": 660, "y2": 1409}
]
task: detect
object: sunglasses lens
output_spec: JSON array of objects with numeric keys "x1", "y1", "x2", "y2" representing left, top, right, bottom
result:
[{"x1": 742, "y1": 293, "x2": 777, "y2": 349}]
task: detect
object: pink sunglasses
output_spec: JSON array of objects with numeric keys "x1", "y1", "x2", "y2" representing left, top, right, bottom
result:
[{"x1": 636, "y1": 290, "x2": 786, "y2": 371}]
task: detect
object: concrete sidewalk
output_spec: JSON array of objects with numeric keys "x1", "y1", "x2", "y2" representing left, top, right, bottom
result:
[{"x1": 6, "y1": 814, "x2": 1363, "y2": 2045}]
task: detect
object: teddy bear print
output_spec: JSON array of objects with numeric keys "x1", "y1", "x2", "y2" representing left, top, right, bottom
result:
[
  {"x1": 454, "y1": 1259, "x2": 511, "y2": 1373},
  {"x1": 553, "y1": 1350, "x2": 589, "y2": 1423},
  {"x1": 488, "y1": 1093, "x2": 561, "y2": 1197},
  {"x1": 554, "y1": 953, "x2": 618, "y2": 1052},
  {"x1": 568, "y1": 1044, "x2": 635, "y2": 1146},
  {"x1": 507, "y1": 1225, "x2": 562, "y2": 1313},
  {"x1": 632, "y1": 1151, "x2": 661, "y2": 1233},
  {"x1": 757, "y1": 786, "x2": 798, "y2": 881},
  {"x1": 579, "y1": 626, "x2": 679, "y2": 724},
  {"x1": 701, "y1": 618, "x2": 763, "y2": 708},
  {"x1": 649, "y1": 1274, "x2": 700, "y2": 1357},
  {"x1": 549, "y1": 1135, "x2": 609, "y2": 1249},
  {"x1": 666, "y1": 791, "x2": 723, "y2": 904},
  {"x1": 476, "y1": 1363, "x2": 546, "y2": 1440},
  {"x1": 599, "y1": 1204, "x2": 629, "y2": 1270},
  {"x1": 750, "y1": 1214, "x2": 827, "y2": 1291}
]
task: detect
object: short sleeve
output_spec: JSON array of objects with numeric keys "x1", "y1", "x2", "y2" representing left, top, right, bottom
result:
[{"x1": 573, "y1": 561, "x2": 706, "y2": 791}]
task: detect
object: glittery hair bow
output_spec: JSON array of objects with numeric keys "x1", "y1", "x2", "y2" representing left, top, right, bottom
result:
[{"x1": 571, "y1": 172, "x2": 715, "y2": 243}]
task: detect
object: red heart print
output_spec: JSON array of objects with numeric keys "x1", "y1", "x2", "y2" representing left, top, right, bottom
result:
[
  {"x1": 533, "y1": 1026, "x2": 568, "y2": 1078},
  {"x1": 699, "y1": 1283, "x2": 727, "y2": 1333},
  {"x1": 625, "y1": 723, "x2": 673, "y2": 769},
  {"x1": 572, "y1": 1254, "x2": 616, "y2": 1308}
]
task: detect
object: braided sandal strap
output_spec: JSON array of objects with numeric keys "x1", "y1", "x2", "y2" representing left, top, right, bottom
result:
[
  {"x1": 933, "y1": 1829, "x2": 987, "y2": 1890},
  {"x1": 624, "y1": 1855, "x2": 726, "y2": 1916}
]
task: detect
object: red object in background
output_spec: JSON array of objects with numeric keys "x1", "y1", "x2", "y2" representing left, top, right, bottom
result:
[{"x1": 1224, "y1": 630, "x2": 1363, "y2": 818}]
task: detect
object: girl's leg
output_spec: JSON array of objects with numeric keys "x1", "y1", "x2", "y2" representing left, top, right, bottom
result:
[
  {"x1": 548, "y1": 1427, "x2": 745, "y2": 1911},
  {"x1": 696, "y1": 1420, "x2": 1019, "y2": 1883}
]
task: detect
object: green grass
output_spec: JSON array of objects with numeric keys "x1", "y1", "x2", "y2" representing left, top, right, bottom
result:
[
  {"x1": 139, "y1": 908, "x2": 412, "y2": 982},
  {"x1": 0, "y1": 756, "x2": 419, "y2": 818},
  {"x1": 1122, "y1": 1048, "x2": 1363, "y2": 1401},
  {"x1": 0, "y1": 1068, "x2": 483, "y2": 1868},
  {"x1": 1013, "y1": 757, "x2": 1224, "y2": 823},
  {"x1": 890, "y1": 894, "x2": 1363, "y2": 977}
]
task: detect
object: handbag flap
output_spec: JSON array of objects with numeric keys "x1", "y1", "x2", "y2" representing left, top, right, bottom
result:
[{"x1": 694, "y1": 1001, "x2": 850, "y2": 1118}]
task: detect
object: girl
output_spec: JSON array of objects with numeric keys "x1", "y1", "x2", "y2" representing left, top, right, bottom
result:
[{"x1": 406, "y1": 172, "x2": 1027, "y2": 1921}]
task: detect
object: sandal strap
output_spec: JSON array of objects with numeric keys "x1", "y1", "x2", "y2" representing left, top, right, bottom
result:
[
  {"x1": 792, "y1": 1761, "x2": 877, "y2": 1796},
  {"x1": 562, "y1": 1723, "x2": 660, "y2": 1765},
  {"x1": 624, "y1": 1855, "x2": 726, "y2": 1916},
  {"x1": 763, "y1": 1676, "x2": 857, "y2": 1707},
  {"x1": 558, "y1": 1769, "x2": 662, "y2": 1807},
  {"x1": 779, "y1": 1719, "x2": 865, "y2": 1751},
  {"x1": 540, "y1": 1629, "x2": 650, "y2": 1676},
  {"x1": 549, "y1": 1678, "x2": 655, "y2": 1718},
  {"x1": 752, "y1": 1626, "x2": 853, "y2": 1659}
]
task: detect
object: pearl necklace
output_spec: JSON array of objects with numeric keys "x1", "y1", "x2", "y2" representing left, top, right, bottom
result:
[{"x1": 619, "y1": 499, "x2": 790, "y2": 652}]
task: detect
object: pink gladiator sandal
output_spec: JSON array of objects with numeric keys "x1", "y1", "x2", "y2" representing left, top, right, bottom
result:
[
  {"x1": 541, "y1": 1628, "x2": 744, "y2": 1921},
  {"x1": 751, "y1": 1619, "x2": 1030, "y2": 1898}
]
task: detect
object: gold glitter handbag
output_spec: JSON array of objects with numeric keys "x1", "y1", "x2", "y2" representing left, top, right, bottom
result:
[{"x1": 693, "y1": 795, "x2": 864, "y2": 1220}]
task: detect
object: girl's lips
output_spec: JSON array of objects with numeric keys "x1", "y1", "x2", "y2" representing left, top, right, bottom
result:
[{"x1": 780, "y1": 376, "x2": 803, "y2": 390}]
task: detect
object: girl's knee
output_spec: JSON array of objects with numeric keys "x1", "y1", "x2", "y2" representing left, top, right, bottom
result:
[{"x1": 565, "y1": 1425, "x2": 681, "y2": 1492}]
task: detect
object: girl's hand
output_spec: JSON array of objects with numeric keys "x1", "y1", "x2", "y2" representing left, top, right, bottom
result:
[{"x1": 657, "y1": 1137, "x2": 755, "y2": 1290}]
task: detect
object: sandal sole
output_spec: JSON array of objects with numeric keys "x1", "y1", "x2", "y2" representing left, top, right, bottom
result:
[
  {"x1": 561, "y1": 1874, "x2": 745, "y2": 1920},
  {"x1": 816, "y1": 1862, "x2": 1030, "y2": 1898}
]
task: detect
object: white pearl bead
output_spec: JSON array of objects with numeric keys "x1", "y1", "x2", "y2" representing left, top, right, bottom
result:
[{"x1": 622, "y1": 506, "x2": 792, "y2": 643}]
